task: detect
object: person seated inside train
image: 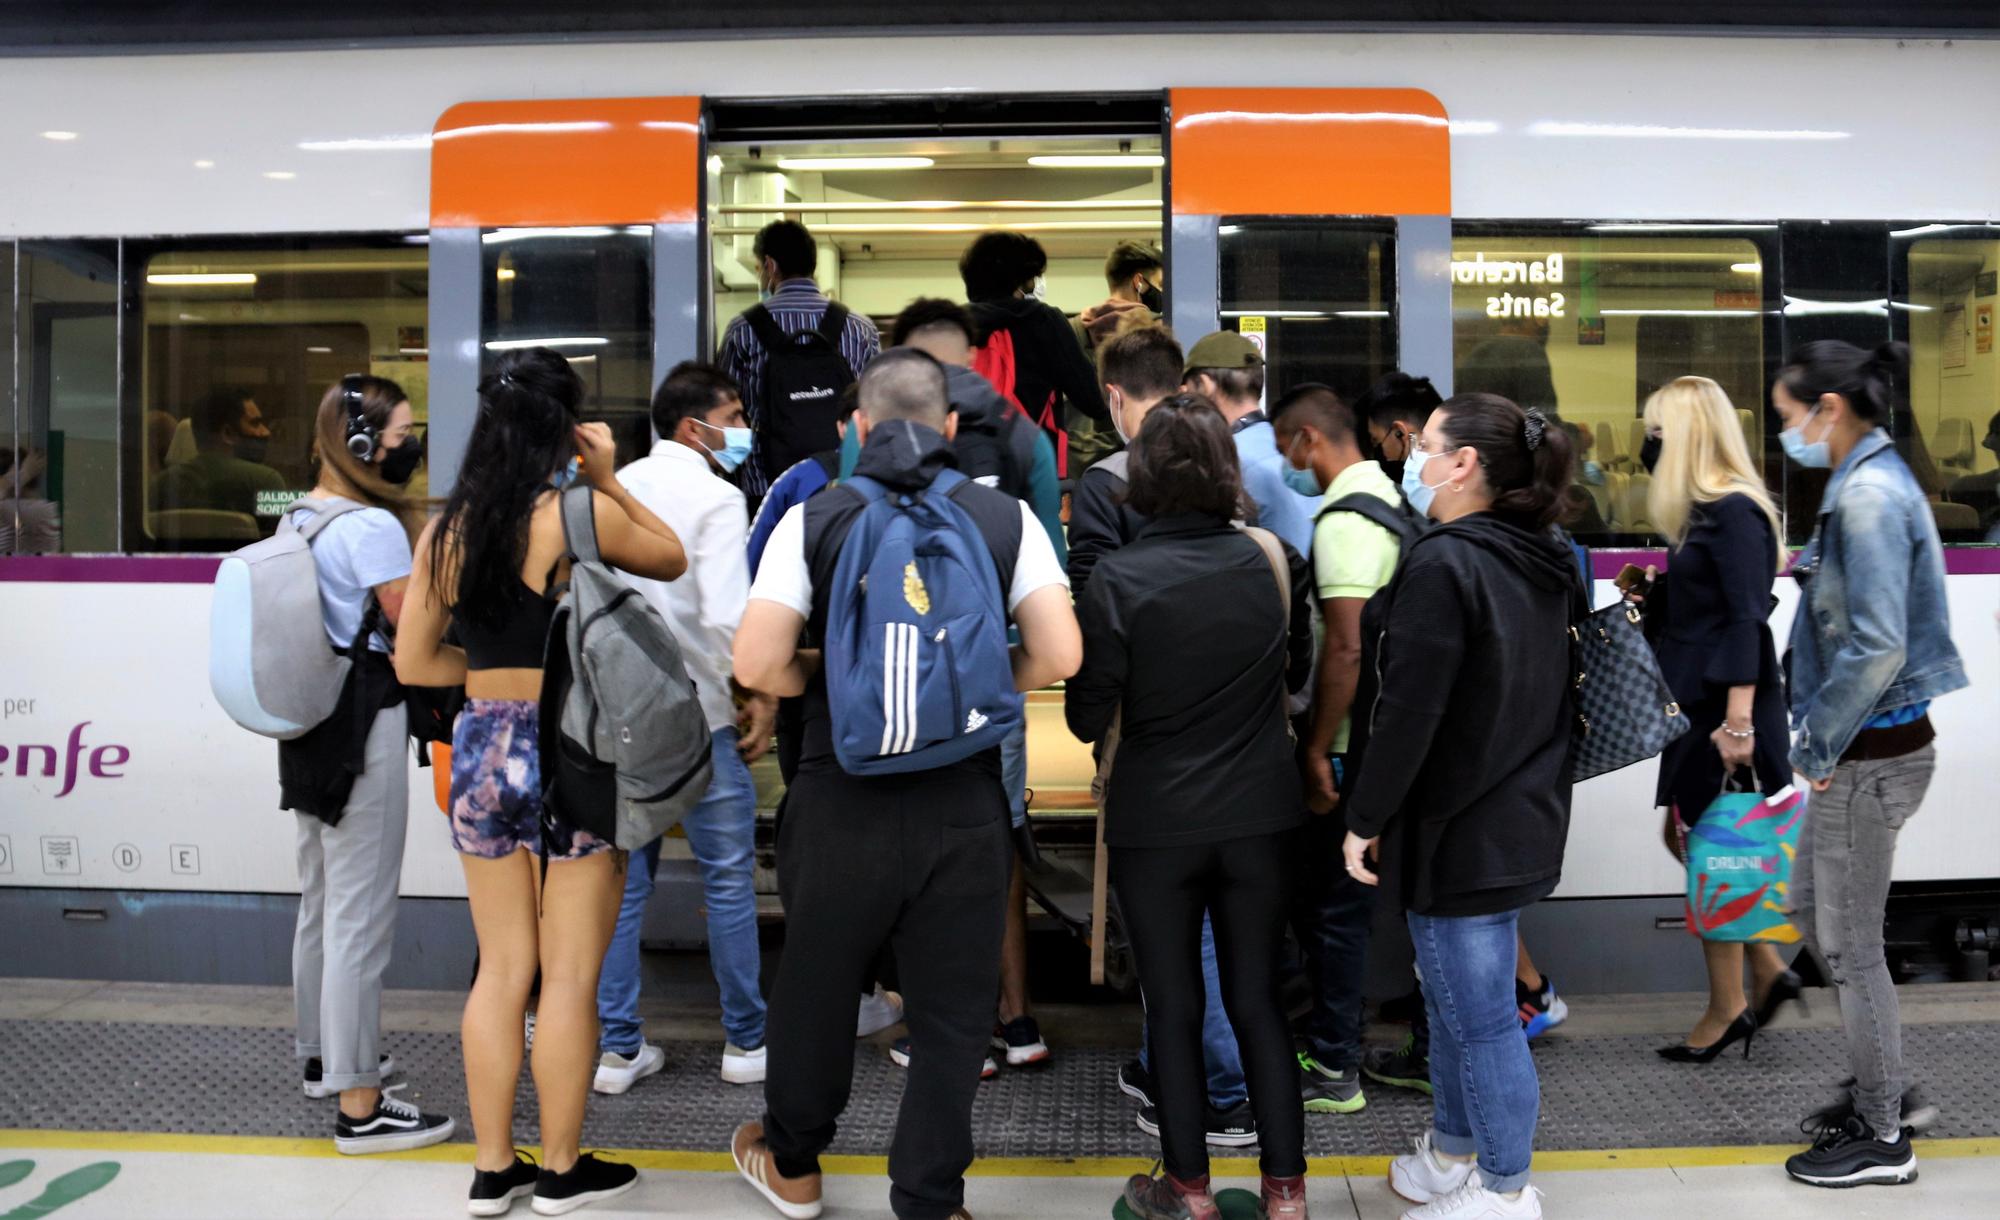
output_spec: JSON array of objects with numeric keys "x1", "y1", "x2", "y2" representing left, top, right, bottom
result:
[
  {"x1": 1944, "y1": 410, "x2": 2000, "y2": 534},
  {"x1": 151, "y1": 387, "x2": 288, "y2": 519},
  {"x1": 0, "y1": 446, "x2": 62, "y2": 554}
]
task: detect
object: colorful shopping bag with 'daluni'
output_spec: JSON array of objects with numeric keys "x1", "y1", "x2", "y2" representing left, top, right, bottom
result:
[{"x1": 1684, "y1": 784, "x2": 1805, "y2": 943}]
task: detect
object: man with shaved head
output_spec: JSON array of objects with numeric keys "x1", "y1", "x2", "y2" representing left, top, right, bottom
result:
[{"x1": 730, "y1": 344, "x2": 1082, "y2": 1220}]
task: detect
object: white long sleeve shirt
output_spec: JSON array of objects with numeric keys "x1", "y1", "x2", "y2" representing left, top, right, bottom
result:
[{"x1": 615, "y1": 440, "x2": 751, "y2": 733}]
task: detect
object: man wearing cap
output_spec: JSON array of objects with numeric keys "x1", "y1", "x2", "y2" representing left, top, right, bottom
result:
[{"x1": 1182, "y1": 331, "x2": 1318, "y2": 556}]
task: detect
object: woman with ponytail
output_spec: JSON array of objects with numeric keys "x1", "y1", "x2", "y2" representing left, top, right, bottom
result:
[
  {"x1": 1771, "y1": 341, "x2": 1966, "y2": 1190},
  {"x1": 396, "y1": 348, "x2": 686, "y2": 1215},
  {"x1": 1340, "y1": 393, "x2": 1578, "y2": 1220}
]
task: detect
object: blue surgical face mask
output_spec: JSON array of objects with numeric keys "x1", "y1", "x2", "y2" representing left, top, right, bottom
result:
[
  {"x1": 697, "y1": 419, "x2": 754, "y2": 473},
  {"x1": 1401, "y1": 446, "x2": 1444, "y2": 518},
  {"x1": 1779, "y1": 405, "x2": 1832, "y2": 469},
  {"x1": 1281, "y1": 434, "x2": 1324, "y2": 498},
  {"x1": 551, "y1": 456, "x2": 582, "y2": 489}
]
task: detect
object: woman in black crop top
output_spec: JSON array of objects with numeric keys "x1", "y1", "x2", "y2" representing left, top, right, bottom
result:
[{"x1": 395, "y1": 348, "x2": 683, "y2": 1206}]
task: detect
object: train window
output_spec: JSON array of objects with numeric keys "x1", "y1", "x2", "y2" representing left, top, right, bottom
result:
[
  {"x1": 9, "y1": 241, "x2": 120, "y2": 555},
  {"x1": 130, "y1": 237, "x2": 430, "y2": 553},
  {"x1": 482, "y1": 227, "x2": 653, "y2": 467},
  {"x1": 0, "y1": 242, "x2": 16, "y2": 554},
  {"x1": 1451, "y1": 226, "x2": 1778, "y2": 544},
  {"x1": 1895, "y1": 227, "x2": 2000, "y2": 544},
  {"x1": 1216, "y1": 220, "x2": 1397, "y2": 408}
]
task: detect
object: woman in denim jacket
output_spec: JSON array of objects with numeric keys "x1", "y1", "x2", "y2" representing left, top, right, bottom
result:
[{"x1": 1770, "y1": 340, "x2": 1967, "y2": 1191}]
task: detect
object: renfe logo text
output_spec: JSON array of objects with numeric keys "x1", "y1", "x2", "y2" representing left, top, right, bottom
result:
[{"x1": 0, "y1": 722, "x2": 130, "y2": 798}]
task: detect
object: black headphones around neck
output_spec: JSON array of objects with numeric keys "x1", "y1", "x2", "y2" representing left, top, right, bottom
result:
[{"x1": 341, "y1": 376, "x2": 377, "y2": 460}]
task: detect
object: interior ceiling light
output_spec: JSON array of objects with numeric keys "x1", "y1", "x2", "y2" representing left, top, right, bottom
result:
[
  {"x1": 263, "y1": 171, "x2": 297, "y2": 180},
  {"x1": 42, "y1": 130, "x2": 78, "y2": 141},
  {"x1": 1730, "y1": 263, "x2": 1762, "y2": 273},
  {"x1": 484, "y1": 336, "x2": 610, "y2": 350},
  {"x1": 773, "y1": 156, "x2": 934, "y2": 171},
  {"x1": 1027, "y1": 154, "x2": 1165, "y2": 168},
  {"x1": 147, "y1": 272, "x2": 258, "y2": 286}
]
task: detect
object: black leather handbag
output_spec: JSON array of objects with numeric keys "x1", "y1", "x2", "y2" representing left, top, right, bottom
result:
[{"x1": 1567, "y1": 583, "x2": 1690, "y2": 782}]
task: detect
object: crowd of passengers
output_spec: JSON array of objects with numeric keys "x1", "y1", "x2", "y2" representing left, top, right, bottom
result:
[{"x1": 267, "y1": 220, "x2": 1967, "y2": 1220}]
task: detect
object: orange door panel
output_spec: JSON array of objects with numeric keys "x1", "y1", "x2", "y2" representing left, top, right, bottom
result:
[{"x1": 1171, "y1": 88, "x2": 1450, "y2": 217}]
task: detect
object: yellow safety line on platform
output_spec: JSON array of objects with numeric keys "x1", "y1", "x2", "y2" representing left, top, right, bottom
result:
[{"x1": 1, "y1": 1130, "x2": 1995, "y2": 1175}]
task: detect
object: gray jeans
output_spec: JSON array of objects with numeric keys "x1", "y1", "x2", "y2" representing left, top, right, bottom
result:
[
  {"x1": 293, "y1": 705, "x2": 409, "y2": 1092},
  {"x1": 1789, "y1": 743, "x2": 1935, "y2": 1139}
]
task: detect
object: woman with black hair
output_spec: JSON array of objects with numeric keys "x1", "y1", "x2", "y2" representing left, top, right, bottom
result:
[
  {"x1": 1341, "y1": 393, "x2": 1579, "y2": 1220},
  {"x1": 1066, "y1": 394, "x2": 1315, "y2": 1220},
  {"x1": 960, "y1": 230, "x2": 1109, "y2": 471},
  {"x1": 397, "y1": 348, "x2": 686, "y2": 1216},
  {"x1": 1771, "y1": 341, "x2": 1966, "y2": 1190}
]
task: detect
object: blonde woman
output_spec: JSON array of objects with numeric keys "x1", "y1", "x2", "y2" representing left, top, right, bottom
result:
[{"x1": 1632, "y1": 376, "x2": 1799, "y2": 1062}]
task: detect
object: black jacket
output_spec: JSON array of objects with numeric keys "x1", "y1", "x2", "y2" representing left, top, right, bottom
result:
[
  {"x1": 1343, "y1": 512, "x2": 1578, "y2": 916},
  {"x1": 1066, "y1": 452, "x2": 1148, "y2": 599},
  {"x1": 1650, "y1": 493, "x2": 1790, "y2": 811},
  {"x1": 1066, "y1": 514, "x2": 1314, "y2": 849},
  {"x1": 969, "y1": 296, "x2": 1108, "y2": 429}
]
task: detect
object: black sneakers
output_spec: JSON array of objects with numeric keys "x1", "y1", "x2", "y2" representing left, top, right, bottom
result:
[
  {"x1": 1117, "y1": 1058, "x2": 1156, "y2": 1109},
  {"x1": 1362, "y1": 1033, "x2": 1432, "y2": 1096},
  {"x1": 1136, "y1": 1099, "x2": 1258, "y2": 1148},
  {"x1": 991, "y1": 1017, "x2": 1051, "y2": 1067},
  {"x1": 1802, "y1": 1080, "x2": 1938, "y2": 1136},
  {"x1": 332, "y1": 1087, "x2": 454, "y2": 1155},
  {"x1": 531, "y1": 1153, "x2": 639, "y2": 1216},
  {"x1": 303, "y1": 1053, "x2": 396, "y2": 1098},
  {"x1": 1785, "y1": 1114, "x2": 1918, "y2": 1188},
  {"x1": 469, "y1": 1152, "x2": 539, "y2": 1216}
]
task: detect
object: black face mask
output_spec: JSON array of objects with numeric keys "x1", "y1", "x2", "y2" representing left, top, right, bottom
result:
[
  {"x1": 1640, "y1": 433, "x2": 1662, "y2": 474},
  {"x1": 234, "y1": 434, "x2": 270, "y2": 465},
  {"x1": 1138, "y1": 280, "x2": 1164, "y2": 314},
  {"x1": 378, "y1": 436, "x2": 423, "y2": 486}
]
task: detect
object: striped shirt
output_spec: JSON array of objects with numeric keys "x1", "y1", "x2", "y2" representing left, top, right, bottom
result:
[{"x1": 718, "y1": 278, "x2": 880, "y2": 498}]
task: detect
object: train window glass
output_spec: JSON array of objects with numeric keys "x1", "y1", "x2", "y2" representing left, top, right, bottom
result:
[
  {"x1": 1896, "y1": 229, "x2": 2000, "y2": 545},
  {"x1": 132, "y1": 238, "x2": 430, "y2": 553},
  {"x1": 482, "y1": 227, "x2": 653, "y2": 467},
  {"x1": 1451, "y1": 228, "x2": 1773, "y2": 544},
  {"x1": 1216, "y1": 220, "x2": 1397, "y2": 406},
  {"x1": 12, "y1": 241, "x2": 120, "y2": 555},
  {"x1": 1, "y1": 241, "x2": 17, "y2": 554}
]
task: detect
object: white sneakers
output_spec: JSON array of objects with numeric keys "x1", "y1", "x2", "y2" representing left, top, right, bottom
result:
[
  {"x1": 1401, "y1": 1180, "x2": 1542, "y2": 1220},
  {"x1": 1390, "y1": 1131, "x2": 1477, "y2": 1203},
  {"x1": 856, "y1": 986, "x2": 905, "y2": 1038},
  {"x1": 593, "y1": 1043, "x2": 666, "y2": 1095},
  {"x1": 722, "y1": 1043, "x2": 768, "y2": 1085}
]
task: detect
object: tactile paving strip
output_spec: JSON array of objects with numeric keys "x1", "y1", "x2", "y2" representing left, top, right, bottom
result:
[{"x1": 1, "y1": 1018, "x2": 1995, "y2": 1156}]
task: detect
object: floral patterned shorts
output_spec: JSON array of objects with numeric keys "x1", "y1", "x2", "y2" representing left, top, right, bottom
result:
[{"x1": 449, "y1": 699, "x2": 611, "y2": 860}]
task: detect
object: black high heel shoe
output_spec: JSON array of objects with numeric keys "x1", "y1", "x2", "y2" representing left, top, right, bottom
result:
[
  {"x1": 1657, "y1": 1010, "x2": 1758, "y2": 1063},
  {"x1": 1755, "y1": 969, "x2": 1805, "y2": 1030}
]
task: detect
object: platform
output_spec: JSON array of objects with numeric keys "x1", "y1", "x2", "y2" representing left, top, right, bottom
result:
[{"x1": 3, "y1": 977, "x2": 1998, "y2": 1218}]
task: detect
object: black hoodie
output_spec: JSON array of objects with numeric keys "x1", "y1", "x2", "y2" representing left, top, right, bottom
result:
[
  {"x1": 796, "y1": 420, "x2": 1025, "y2": 778},
  {"x1": 1343, "y1": 512, "x2": 1580, "y2": 916},
  {"x1": 969, "y1": 296, "x2": 1109, "y2": 429}
]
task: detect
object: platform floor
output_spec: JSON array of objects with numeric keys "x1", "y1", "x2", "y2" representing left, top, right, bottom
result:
[{"x1": 3, "y1": 976, "x2": 1998, "y2": 1217}]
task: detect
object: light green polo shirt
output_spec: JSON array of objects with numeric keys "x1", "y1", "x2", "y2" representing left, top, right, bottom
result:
[{"x1": 1311, "y1": 459, "x2": 1403, "y2": 752}]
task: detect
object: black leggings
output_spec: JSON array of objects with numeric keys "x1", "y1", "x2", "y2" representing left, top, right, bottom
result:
[{"x1": 1111, "y1": 828, "x2": 1305, "y2": 1181}]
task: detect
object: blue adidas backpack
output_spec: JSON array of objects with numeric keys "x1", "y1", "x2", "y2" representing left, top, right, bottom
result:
[{"x1": 823, "y1": 469, "x2": 1023, "y2": 775}]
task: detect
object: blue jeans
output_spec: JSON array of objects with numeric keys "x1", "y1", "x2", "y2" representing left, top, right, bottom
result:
[
  {"x1": 1408, "y1": 908, "x2": 1537, "y2": 1194},
  {"x1": 598, "y1": 727, "x2": 766, "y2": 1053},
  {"x1": 1138, "y1": 913, "x2": 1247, "y2": 1110},
  {"x1": 999, "y1": 720, "x2": 1027, "y2": 830}
]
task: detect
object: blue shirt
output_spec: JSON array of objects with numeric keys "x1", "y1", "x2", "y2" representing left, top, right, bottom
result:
[
  {"x1": 747, "y1": 454, "x2": 833, "y2": 578},
  {"x1": 718, "y1": 278, "x2": 881, "y2": 500},
  {"x1": 1231, "y1": 416, "x2": 1318, "y2": 556}
]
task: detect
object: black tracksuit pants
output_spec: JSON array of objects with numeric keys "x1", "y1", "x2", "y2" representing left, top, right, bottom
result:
[
  {"x1": 763, "y1": 765, "x2": 1011, "y2": 1220},
  {"x1": 1111, "y1": 828, "x2": 1307, "y2": 1181}
]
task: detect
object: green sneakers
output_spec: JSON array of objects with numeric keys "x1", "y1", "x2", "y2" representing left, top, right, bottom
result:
[
  {"x1": 1360, "y1": 1033, "x2": 1432, "y2": 1096},
  {"x1": 1298, "y1": 1052, "x2": 1367, "y2": 1114}
]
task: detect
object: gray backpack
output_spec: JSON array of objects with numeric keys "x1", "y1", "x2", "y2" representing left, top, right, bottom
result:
[
  {"x1": 209, "y1": 497, "x2": 369, "y2": 739},
  {"x1": 538, "y1": 485, "x2": 713, "y2": 850}
]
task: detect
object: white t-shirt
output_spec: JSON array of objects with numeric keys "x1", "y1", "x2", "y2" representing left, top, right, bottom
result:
[
  {"x1": 292, "y1": 504, "x2": 412, "y2": 653},
  {"x1": 748, "y1": 498, "x2": 1068, "y2": 617}
]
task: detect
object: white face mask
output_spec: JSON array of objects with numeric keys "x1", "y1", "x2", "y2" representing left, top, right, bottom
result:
[{"x1": 1029, "y1": 276, "x2": 1048, "y2": 302}]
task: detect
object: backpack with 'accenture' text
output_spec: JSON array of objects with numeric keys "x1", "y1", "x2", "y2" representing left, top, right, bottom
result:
[
  {"x1": 209, "y1": 497, "x2": 368, "y2": 739},
  {"x1": 821, "y1": 469, "x2": 1022, "y2": 776},
  {"x1": 538, "y1": 486, "x2": 712, "y2": 850},
  {"x1": 747, "y1": 302, "x2": 856, "y2": 483}
]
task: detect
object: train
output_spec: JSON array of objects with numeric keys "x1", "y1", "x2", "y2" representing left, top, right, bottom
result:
[{"x1": 1, "y1": 28, "x2": 1995, "y2": 992}]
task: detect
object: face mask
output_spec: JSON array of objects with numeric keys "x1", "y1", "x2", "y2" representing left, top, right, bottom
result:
[
  {"x1": 1028, "y1": 276, "x2": 1048, "y2": 302},
  {"x1": 1639, "y1": 434, "x2": 1662, "y2": 474},
  {"x1": 234, "y1": 434, "x2": 269, "y2": 465},
  {"x1": 1108, "y1": 389, "x2": 1131, "y2": 445},
  {"x1": 1138, "y1": 280, "x2": 1164, "y2": 313},
  {"x1": 1281, "y1": 434, "x2": 1324, "y2": 498},
  {"x1": 696, "y1": 419, "x2": 754, "y2": 473},
  {"x1": 1779, "y1": 406, "x2": 1831, "y2": 469},
  {"x1": 378, "y1": 437, "x2": 422, "y2": 486},
  {"x1": 1982, "y1": 432, "x2": 1999, "y2": 460},
  {"x1": 551, "y1": 456, "x2": 582, "y2": 489},
  {"x1": 1401, "y1": 446, "x2": 1448, "y2": 518}
]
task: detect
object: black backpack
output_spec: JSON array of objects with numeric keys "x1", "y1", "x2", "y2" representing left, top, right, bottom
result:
[
  {"x1": 952, "y1": 411, "x2": 1038, "y2": 503},
  {"x1": 746, "y1": 302, "x2": 856, "y2": 483},
  {"x1": 1319, "y1": 492, "x2": 1429, "y2": 796}
]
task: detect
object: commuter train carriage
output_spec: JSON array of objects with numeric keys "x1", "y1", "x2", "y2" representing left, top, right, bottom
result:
[{"x1": 1, "y1": 28, "x2": 1996, "y2": 993}]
